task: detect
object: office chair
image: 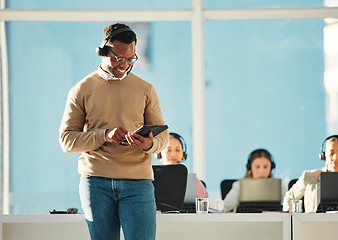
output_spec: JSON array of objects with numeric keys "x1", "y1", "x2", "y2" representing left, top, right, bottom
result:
[
  {"x1": 288, "y1": 178, "x2": 305, "y2": 211},
  {"x1": 220, "y1": 179, "x2": 237, "y2": 200},
  {"x1": 200, "y1": 180, "x2": 207, "y2": 189},
  {"x1": 288, "y1": 178, "x2": 298, "y2": 190},
  {"x1": 152, "y1": 164, "x2": 188, "y2": 212}
]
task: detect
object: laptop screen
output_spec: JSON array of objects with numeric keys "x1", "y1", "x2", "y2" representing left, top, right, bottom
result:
[
  {"x1": 239, "y1": 178, "x2": 281, "y2": 202},
  {"x1": 320, "y1": 172, "x2": 338, "y2": 204},
  {"x1": 184, "y1": 173, "x2": 197, "y2": 203}
]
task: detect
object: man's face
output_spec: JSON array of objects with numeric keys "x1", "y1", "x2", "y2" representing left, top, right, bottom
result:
[
  {"x1": 325, "y1": 140, "x2": 338, "y2": 172},
  {"x1": 101, "y1": 40, "x2": 136, "y2": 79}
]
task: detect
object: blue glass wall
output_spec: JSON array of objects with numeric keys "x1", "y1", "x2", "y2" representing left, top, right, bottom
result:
[
  {"x1": 4, "y1": 0, "x2": 332, "y2": 213},
  {"x1": 205, "y1": 19, "x2": 326, "y2": 197},
  {"x1": 7, "y1": 21, "x2": 192, "y2": 213}
]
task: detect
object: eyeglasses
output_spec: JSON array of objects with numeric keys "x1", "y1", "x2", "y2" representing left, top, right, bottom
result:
[{"x1": 108, "y1": 48, "x2": 138, "y2": 64}]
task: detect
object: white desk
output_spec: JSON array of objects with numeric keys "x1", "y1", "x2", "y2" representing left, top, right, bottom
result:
[
  {"x1": 0, "y1": 214, "x2": 90, "y2": 240},
  {"x1": 0, "y1": 213, "x2": 291, "y2": 240},
  {"x1": 292, "y1": 213, "x2": 338, "y2": 240},
  {"x1": 156, "y1": 213, "x2": 291, "y2": 240}
]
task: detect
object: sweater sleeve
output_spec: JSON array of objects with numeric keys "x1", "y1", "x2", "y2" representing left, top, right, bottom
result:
[
  {"x1": 282, "y1": 171, "x2": 307, "y2": 212},
  {"x1": 59, "y1": 86, "x2": 106, "y2": 153},
  {"x1": 223, "y1": 181, "x2": 240, "y2": 213},
  {"x1": 143, "y1": 86, "x2": 169, "y2": 154}
]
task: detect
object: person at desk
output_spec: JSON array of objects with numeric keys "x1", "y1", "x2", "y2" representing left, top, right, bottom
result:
[
  {"x1": 283, "y1": 135, "x2": 338, "y2": 213},
  {"x1": 59, "y1": 22, "x2": 169, "y2": 240},
  {"x1": 223, "y1": 148, "x2": 286, "y2": 213},
  {"x1": 157, "y1": 132, "x2": 208, "y2": 198}
]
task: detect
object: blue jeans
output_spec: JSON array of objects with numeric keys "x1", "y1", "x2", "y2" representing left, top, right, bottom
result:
[{"x1": 79, "y1": 175, "x2": 156, "y2": 240}]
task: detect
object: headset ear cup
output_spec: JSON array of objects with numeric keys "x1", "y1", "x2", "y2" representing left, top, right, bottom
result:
[
  {"x1": 96, "y1": 46, "x2": 108, "y2": 56},
  {"x1": 96, "y1": 47, "x2": 103, "y2": 56},
  {"x1": 183, "y1": 152, "x2": 187, "y2": 160},
  {"x1": 271, "y1": 161, "x2": 276, "y2": 170},
  {"x1": 246, "y1": 162, "x2": 251, "y2": 171},
  {"x1": 320, "y1": 152, "x2": 326, "y2": 161}
]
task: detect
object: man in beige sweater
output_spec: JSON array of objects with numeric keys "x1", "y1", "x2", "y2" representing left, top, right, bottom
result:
[{"x1": 59, "y1": 23, "x2": 169, "y2": 240}]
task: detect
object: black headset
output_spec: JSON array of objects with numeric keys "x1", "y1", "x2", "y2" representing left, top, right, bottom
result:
[
  {"x1": 96, "y1": 27, "x2": 135, "y2": 57},
  {"x1": 246, "y1": 148, "x2": 276, "y2": 171},
  {"x1": 157, "y1": 132, "x2": 187, "y2": 160},
  {"x1": 319, "y1": 135, "x2": 338, "y2": 160}
]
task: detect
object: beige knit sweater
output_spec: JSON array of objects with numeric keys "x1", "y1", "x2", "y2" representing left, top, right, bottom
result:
[{"x1": 59, "y1": 71, "x2": 169, "y2": 180}]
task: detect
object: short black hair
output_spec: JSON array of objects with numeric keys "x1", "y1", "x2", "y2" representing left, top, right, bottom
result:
[{"x1": 103, "y1": 23, "x2": 137, "y2": 45}]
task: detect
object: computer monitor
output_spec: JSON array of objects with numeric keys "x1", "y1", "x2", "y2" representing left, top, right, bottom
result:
[{"x1": 317, "y1": 172, "x2": 338, "y2": 213}]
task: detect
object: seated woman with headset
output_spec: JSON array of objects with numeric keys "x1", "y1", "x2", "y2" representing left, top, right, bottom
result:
[
  {"x1": 157, "y1": 132, "x2": 208, "y2": 198},
  {"x1": 223, "y1": 148, "x2": 286, "y2": 213},
  {"x1": 283, "y1": 135, "x2": 338, "y2": 213}
]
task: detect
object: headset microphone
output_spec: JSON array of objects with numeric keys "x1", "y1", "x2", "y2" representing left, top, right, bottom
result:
[{"x1": 103, "y1": 64, "x2": 134, "y2": 81}]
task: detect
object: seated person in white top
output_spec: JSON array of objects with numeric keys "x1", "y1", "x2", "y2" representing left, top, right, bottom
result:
[
  {"x1": 223, "y1": 148, "x2": 286, "y2": 213},
  {"x1": 283, "y1": 135, "x2": 338, "y2": 213},
  {"x1": 157, "y1": 132, "x2": 208, "y2": 198}
]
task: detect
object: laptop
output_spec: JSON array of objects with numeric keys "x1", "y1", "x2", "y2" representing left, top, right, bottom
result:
[
  {"x1": 182, "y1": 173, "x2": 197, "y2": 213},
  {"x1": 317, "y1": 172, "x2": 338, "y2": 213},
  {"x1": 184, "y1": 173, "x2": 197, "y2": 203},
  {"x1": 237, "y1": 178, "x2": 282, "y2": 213}
]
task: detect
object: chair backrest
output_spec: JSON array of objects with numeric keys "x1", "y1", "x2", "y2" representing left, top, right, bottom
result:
[
  {"x1": 200, "y1": 180, "x2": 207, "y2": 189},
  {"x1": 287, "y1": 178, "x2": 305, "y2": 211},
  {"x1": 220, "y1": 179, "x2": 238, "y2": 200},
  {"x1": 288, "y1": 178, "x2": 298, "y2": 190},
  {"x1": 152, "y1": 164, "x2": 188, "y2": 212}
]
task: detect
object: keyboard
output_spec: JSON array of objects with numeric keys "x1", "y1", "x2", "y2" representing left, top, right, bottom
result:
[
  {"x1": 182, "y1": 203, "x2": 196, "y2": 213},
  {"x1": 237, "y1": 202, "x2": 282, "y2": 213},
  {"x1": 317, "y1": 203, "x2": 338, "y2": 213}
]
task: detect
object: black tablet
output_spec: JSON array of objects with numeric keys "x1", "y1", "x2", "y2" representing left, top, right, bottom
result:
[{"x1": 119, "y1": 125, "x2": 168, "y2": 145}]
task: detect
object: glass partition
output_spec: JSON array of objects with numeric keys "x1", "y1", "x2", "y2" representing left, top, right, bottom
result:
[
  {"x1": 3, "y1": 0, "x2": 338, "y2": 212},
  {"x1": 7, "y1": 21, "x2": 192, "y2": 214},
  {"x1": 204, "y1": 19, "x2": 328, "y2": 197}
]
